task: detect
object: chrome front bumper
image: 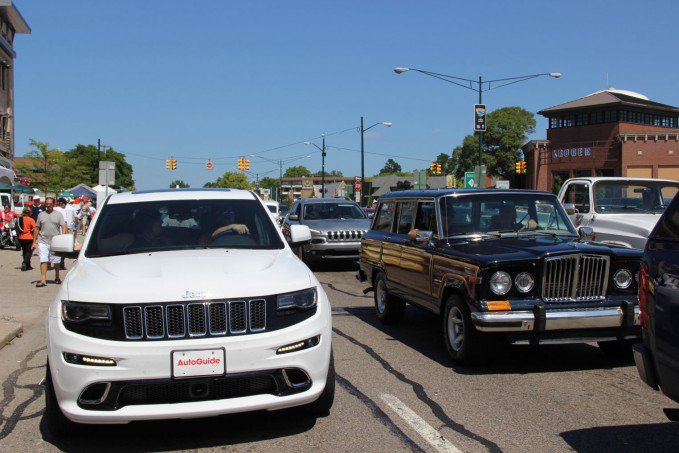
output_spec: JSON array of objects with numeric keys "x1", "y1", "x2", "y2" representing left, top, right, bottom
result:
[{"x1": 471, "y1": 307, "x2": 641, "y2": 332}]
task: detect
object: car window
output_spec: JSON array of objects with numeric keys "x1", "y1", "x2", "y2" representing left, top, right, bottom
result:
[
  {"x1": 414, "y1": 202, "x2": 438, "y2": 237},
  {"x1": 396, "y1": 201, "x2": 416, "y2": 235},
  {"x1": 373, "y1": 201, "x2": 396, "y2": 232},
  {"x1": 85, "y1": 199, "x2": 284, "y2": 257},
  {"x1": 651, "y1": 195, "x2": 679, "y2": 241},
  {"x1": 302, "y1": 202, "x2": 366, "y2": 220},
  {"x1": 563, "y1": 183, "x2": 590, "y2": 213},
  {"x1": 594, "y1": 181, "x2": 679, "y2": 213}
]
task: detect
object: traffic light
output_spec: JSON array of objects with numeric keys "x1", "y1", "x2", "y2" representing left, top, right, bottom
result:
[
  {"x1": 430, "y1": 162, "x2": 437, "y2": 174},
  {"x1": 521, "y1": 161, "x2": 527, "y2": 174},
  {"x1": 245, "y1": 159, "x2": 250, "y2": 170},
  {"x1": 515, "y1": 162, "x2": 522, "y2": 174},
  {"x1": 436, "y1": 163, "x2": 442, "y2": 175},
  {"x1": 166, "y1": 158, "x2": 172, "y2": 170},
  {"x1": 171, "y1": 158, "x2": 177, "y2": 170},
  {"x1": 238, "y1": 158, "x2": 244, "y2": 170}
]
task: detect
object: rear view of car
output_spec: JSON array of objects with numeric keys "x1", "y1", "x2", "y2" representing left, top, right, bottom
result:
[{"x1": 634, "y1": 192, "x2": 679, "y2": 406}]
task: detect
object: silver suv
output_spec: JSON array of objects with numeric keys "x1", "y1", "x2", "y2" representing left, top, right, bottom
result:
[{"x1": 282, "y1": 198, "x2": 371, "y2": 263}]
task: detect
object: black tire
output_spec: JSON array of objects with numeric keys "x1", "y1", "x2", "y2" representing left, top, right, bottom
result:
[
  {"x1": 44, "y1": 361, "x2": 77, "y2": 437},
  {"x1": 442, "y1": 294, "x2": 484, "y2": 365},
  {"x1": 373, "y1": 273, "x2": 405, "y2": 325},
  {"x1": 307, "y1": 349, "x2": 335, "y2": 416},
  {"x1": 597, "y1": 339, "x2": 634, "y2": 358}
]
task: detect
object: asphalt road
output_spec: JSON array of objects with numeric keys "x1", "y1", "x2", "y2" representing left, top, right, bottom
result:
[{"x1": 0, "y1": 258, "x2": 678, "y2": 452}]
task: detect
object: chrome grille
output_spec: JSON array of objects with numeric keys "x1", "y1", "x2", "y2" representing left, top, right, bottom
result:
[
  {"x1": 542, "y1": 254, "x2": 609, "y2": 302},
  {"x1": 326, "y1": 230, "x2": 367, "y2": 242},
  {"x1": 123, "y1": 300, "x2": 267, "y2": 340}
]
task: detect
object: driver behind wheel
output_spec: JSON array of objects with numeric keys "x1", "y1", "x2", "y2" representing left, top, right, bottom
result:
[{"x1": 210, "y1": 209, "x2": 249, "y2": 238}]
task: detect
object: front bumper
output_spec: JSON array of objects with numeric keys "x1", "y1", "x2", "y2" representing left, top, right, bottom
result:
[
  {"x1": 471, "y1": 306, "x2": 640, "y2": 332},
  {"x1": 304, "y1": 240, "x2": 361, "y2": 260},
  {"x1": 46, "y1": 298, "x2": 331, "y2": 424}
]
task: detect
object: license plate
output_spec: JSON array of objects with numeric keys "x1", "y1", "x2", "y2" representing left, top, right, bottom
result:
[{"x1": 172, "y1": 349, "x2": 225, "y2": 378}]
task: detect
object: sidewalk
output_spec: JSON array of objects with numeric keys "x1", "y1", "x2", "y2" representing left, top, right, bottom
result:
[{"x1": 0, "y1": 245, "x2": 68, "y2": 350}]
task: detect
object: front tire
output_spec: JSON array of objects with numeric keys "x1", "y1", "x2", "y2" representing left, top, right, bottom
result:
[
  {"x1": 442, "y1": 295, "x2": 484, "y2": 365},
  {"x1": 44, "y1": 361, "x2": 77, "y2": 437},
  {"x1": 306, "y1": 350, "x2": 335, "y2": 416},
  {"x1": 374, "y1": 273, "x2": 405, "y2": 325}
]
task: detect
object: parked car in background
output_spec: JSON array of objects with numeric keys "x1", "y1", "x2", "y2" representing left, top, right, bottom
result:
[
  {"x1": 44, "y1": 189, "x2": 334, "y2": 435},
  {"x1": 264, "y1": 200, "x2": 281, "y2": 225},
  {"x1": 362, "y1": 207, "x2": 376, "y2": 219},
  {"x1": 282, "y1": 198, "x2": 371, "y2": 264},
  {"x1": 558, "y1": 177, "x2": 679, "y2": 249},
  {"x1": 633, "y1": 192, "x2": 679, "y2": 407},
  {"x1": 358, "y1": 189, "x2": 642, "y2": 364}
]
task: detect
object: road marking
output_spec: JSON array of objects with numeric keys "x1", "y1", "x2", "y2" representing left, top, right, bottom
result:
[{"x1": 380, "y1": 393, "x2": 462, "y2": 453}]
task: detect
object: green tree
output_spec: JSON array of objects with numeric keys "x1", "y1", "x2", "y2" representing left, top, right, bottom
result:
[
  {"x1": 62, "y1": 144, "x2": 136, "y2": 189},
  {"x1": 314, "y1": 169, "x2": 343, "y2": 177},
  {"x1": 452, "y1": 106, "x2": 536, "y2": 179},
  {"x1": 284, "y1": 166, "x2": 312, "y2": 177},
  {"x1": 204, "y1": 171, "x2": 253, "y2": 190},
  {"x1": 169, "y1": 179, "x2": 189, "y2": 188},
  {"x1": 379, "y1": 159, "x2": 402, "y2": 175},
  {"x1": 258, "y1": 177, "x2": 280, "y2": 189},
  {"x1": 17, "y1": 140, "x2": 64, "y2": 197}
]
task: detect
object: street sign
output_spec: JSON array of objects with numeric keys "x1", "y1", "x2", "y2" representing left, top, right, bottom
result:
[
  {"x1": 496, "y1": 180, "x2": 510, "y2": 189},
  {"x1": 98, "y1": 161, "x2": 115, "y2": 186},
  {"x1": 355, "y1": 176, "x2": 361, "y2": 192},
  {"x1": 464, "y1": 171, "x2": 476, "y2": 188},
  {"x1": 474, "y1": 104, "x2": 487, "y2": 132},
  {"x1": 206, "y1": 160, "x2": 214, "y2": 170}
]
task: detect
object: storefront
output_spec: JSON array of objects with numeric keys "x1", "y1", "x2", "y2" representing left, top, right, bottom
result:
[{"x1": 523, "y1": 89, "x2": 679, "y2": 193}]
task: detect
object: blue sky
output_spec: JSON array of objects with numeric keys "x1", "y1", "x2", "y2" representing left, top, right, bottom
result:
[{"x1": 13, "y1": 0, "x2": 679, "y2": 189}]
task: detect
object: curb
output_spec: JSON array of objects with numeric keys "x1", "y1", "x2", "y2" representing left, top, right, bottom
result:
[{"x1": 0, "y1": 320, "x2": 23, "y2": 351}]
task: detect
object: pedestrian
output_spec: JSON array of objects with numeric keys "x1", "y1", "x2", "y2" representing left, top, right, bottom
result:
[
  {"x1": 54, "y1": 197, "x2": 74, "y2": 270},
  {"x1": 72, "y1": 197, "x2": 82, "y2": 234},
  {"x1": 32, "y1": 197, "x2": 67, "y2": 287},
  {"x1": 81, "y1": 197, "x2": 92, "y2": 234},
  {"x1": 64, "y1": 198, "x2": 76, "y2": 233},
  {"x1": 1, "y1": 204, "x2": 16, "y2": 245},
  {"x1": 31, "y1": 195, "x2": 45, "y2": 220},
  {"x1": 17, "y1": 206, "x2": 36, "y2": 271}
]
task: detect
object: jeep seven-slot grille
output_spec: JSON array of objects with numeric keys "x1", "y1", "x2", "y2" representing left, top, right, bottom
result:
[
  {"x1": 123, "y1": 300, "x2": 267, "y2": 340},
  {"x1": 326, "y1": 230, "x2": 367, "y2": 242},
  {"x1": 542, "y1": 254, "x2": 610, "y2": 302}
]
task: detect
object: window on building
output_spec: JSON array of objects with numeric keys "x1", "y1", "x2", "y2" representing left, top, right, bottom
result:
[
  {"x1": 591, "y1": 111, "x2": 602, "y2": 124},
  {"x1": 604, "y1": 110, "x2": 618, "y2": 123},
  {"x1": 575, "y1": 112, "x2": 589, "y2": 126},
  {"x1": 550, "y1": 117, "x2": 558, "y2": 128},
  {"x1": 564, "y1": 115, "x2": 574, "y2": 127}
]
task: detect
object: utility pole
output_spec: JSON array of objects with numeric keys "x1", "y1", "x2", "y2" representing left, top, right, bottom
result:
[
  {"x1": 360, "y1": 116, "x2": 364, "y2": 206},
  {"x1": 477, "y1": 76, "x2": 483, "y2": 171},
  {"x1": 321, "y1": 133, "x2": 326, "y2": 198},
  {"x1": 278, "y1": 159, "x2": 283, "y2": 202},
  {"x1": 97, "y1": 138, "x2": 101, "y2": 180}
]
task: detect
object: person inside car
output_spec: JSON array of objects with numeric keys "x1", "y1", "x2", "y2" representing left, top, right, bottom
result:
[{"x1": 207, "y1": 209, "x2": 249, "y2": 240}]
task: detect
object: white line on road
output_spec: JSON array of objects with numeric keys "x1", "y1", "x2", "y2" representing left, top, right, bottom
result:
[{"x1": 380, "y1": 393, "x2": 462, "y2": 453}]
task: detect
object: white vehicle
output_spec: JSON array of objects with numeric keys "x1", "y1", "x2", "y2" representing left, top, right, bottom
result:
[
  {"x1": 558, "y1": 177, "x2": 679, "y2": 249},
  {"x1": 45, "y1": 189, "x2": 333, "y2": 436},
  {"x1": 264, "y1": 200, "x2": 281, "y2": 225}
]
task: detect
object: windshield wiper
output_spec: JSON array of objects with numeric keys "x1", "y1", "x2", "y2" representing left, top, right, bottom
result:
[{"x1": 88, "y1": 250, "x2": 138, "y2": 258}]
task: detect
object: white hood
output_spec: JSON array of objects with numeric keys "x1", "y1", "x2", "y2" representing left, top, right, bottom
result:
[
  {"x1": 594, "y1": 213, "x2": 662, "y2": 248},
  {"x1": 64, "y1": 248, "x2": 312, "y2": 304}
]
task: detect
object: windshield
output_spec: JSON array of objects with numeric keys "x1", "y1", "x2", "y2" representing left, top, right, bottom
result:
[
  {"x1": 440, "y1": 193, "x2": 577, "y2": 237},
  {"x1": 85, "y1": 199, "x2": 284, "y2": 257},
  {"x1": 266, "y1": 205, "x2": 278, "y2": 214},
  {"x1": 302, "y1": 202, "x2": 367, "y2": 220},
  {"x1": 594, "y1": 181, "x2": 679, "y2": 214}
]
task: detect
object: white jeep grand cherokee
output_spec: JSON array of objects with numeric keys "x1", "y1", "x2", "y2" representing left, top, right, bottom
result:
[{"x1": 45, "y1": 188, "x2": 334, "y2": 435}]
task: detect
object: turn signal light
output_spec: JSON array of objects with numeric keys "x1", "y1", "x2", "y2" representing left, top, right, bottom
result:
[
  {"x1": 276, "y1": 336, "x2": 320, "y2": 354},
  {"x1": 63, "y1": 352, "x2": 117, "y2": 366},
  {"x1": 486, "y1": 301, "x2": 511, "y2": 311}
]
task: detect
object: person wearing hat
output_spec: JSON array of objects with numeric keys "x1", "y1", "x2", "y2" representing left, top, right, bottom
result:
[{"x1": 31, "y1": 195, "x2": 45, "y2": 221}]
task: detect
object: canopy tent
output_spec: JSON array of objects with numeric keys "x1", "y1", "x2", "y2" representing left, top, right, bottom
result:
[
  {"x1": 14, "y1": 183, "x2": 34, "y2": 195},
  {"x1": 0, "y1": 166, "x2": 14, "y2": 190},
  {"x1": 65, "y1": 184, "x2": 96, "y2": 199}
]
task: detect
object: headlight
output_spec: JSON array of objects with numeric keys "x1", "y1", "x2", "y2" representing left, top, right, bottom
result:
[
  {"x1": 613, "y1": 269, "x2": 633, "y2": 289},
  {"x1": 515, "y1": 272, "x2": 535, "y2": 293},
  {"x1": 490, "y1": 271, "x2": 512, "y2": 295},
  {"x1": 276, "y1": 288, "x2": 317, "y2": 311},
  {"x1": 61, "y1": 301, "x2": 112, "y2": 323}
]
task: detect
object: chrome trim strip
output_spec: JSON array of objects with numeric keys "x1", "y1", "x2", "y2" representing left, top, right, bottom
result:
[
  {"x1": 123, "y1": 306, "x2": 143, "y2": 340},
  {"x1": 542, "y1": 254, "x2": 609, "y2": 302},
  {"x1": 472, "y1": 307, "x2": 627, "y2": 332},
  {"x1": 78, "y1": 382, "x2": 112, "y2": 406},
  {"x1": 144, "y1": 305, "x2": 165, "y2": 339}
]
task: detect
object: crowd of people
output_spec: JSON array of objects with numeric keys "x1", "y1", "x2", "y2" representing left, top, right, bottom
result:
[{"x1": 0, "y1": 195, "x2": 96, "y2": 287}]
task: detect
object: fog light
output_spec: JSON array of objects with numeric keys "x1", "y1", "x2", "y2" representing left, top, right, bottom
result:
[
  {"x1": 63, "y1": 352, "x2": 116, "y2": 366},
  {"x1": 276, "y1": 336, "x2": 320, "y2": 354}
]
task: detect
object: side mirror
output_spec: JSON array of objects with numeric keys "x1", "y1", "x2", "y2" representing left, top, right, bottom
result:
[
  {"x1": 288, "y1": 214, "x2": 299, "y2": 222},
  {"x1": 578, "y1": 226, "x2": 595, "y2": 241},
  {"x1": 51, "y1": 234, "x2": 80, "y2": 259},
  {"x1": 413, "y1": 230, "x2": 433, "y2": 244},
  {"x1": 289, "y1": 224, "x2": 311, "y2": 245},
  {"x1": 563, "y1": 203, "x2": 578, "y2": 215}
]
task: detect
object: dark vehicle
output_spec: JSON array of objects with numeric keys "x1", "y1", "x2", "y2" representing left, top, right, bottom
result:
[
  {"x1": 357, "y1": 189, "x2": 642, "y2": 364},
  {"x1": 633, "y1": 193, "x2": 679, "y2": 405},
  {"x1": 282, "y1": 198, "x2": 371, "y2": 263}
]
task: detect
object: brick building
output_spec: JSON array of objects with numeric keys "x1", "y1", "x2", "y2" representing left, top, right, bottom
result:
[
  {"x1": 523, "y1": 89, "x2": 679, "y2": 193},
  {"x1": 280, "y1": 176, "x2": 355, "y2": 201},
  {"x1": 0, "y1": 1, "x2": 30, "y2": 169}
]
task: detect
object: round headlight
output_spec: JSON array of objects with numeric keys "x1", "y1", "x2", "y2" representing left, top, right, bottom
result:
[
  {"x1": 490, "y1": 271, "x2": 512, "y2": 295},
  {"x1": 515, "y1": 272, "x2": 535, "y2": 293},
  {"x1": 613, "y1": 269, "x2": 633, "y2": 289}
]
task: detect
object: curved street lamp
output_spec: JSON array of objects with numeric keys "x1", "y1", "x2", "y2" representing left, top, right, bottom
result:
[
  {"x1": 360, "y1": 118, "x2": 392, "y2": 206},
  {"x1": 304, "y1": 134, "x2": 326, "y2": 197},
  {"x1": 394, "y1": 67, "x2": 561, "y2": 187}
]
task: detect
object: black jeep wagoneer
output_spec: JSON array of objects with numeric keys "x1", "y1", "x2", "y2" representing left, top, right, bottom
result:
[{"x1": 357, "y1": 189, "x2": 642, "y2": 364}]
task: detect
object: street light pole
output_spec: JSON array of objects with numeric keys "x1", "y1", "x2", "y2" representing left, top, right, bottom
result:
[
  {"x1": 321, "y1": 134, "x2": 326, "y2": 198},
  {"x1": 394, "y1": 67, "x2": 560, "y2": 188},
  {"x1": 360, "y1": 118, "x2": 392, "y2": 206}
]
